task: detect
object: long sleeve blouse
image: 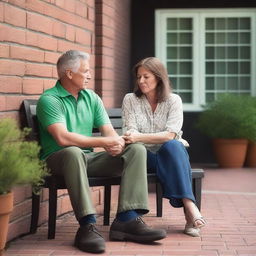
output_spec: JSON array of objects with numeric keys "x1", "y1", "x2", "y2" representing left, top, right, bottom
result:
[{"x1": 122, "y1": 93, "x2": 188, "y2": 152}]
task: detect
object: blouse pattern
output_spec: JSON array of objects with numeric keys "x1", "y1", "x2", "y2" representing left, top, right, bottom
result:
[{"x1": 122, "y1": 93, "x2": 189, "y2": 152}]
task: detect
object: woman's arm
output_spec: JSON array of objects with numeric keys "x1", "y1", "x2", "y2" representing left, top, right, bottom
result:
[{"x1": 123, "y1": 131, "x2": 176, "y2": 144}]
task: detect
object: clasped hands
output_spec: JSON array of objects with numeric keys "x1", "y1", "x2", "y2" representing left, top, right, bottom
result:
[{"x1": 104, "y1": 132, "x2": 137, "y2": 156}]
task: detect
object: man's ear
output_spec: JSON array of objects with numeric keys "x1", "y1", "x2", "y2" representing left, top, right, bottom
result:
[{"x1": 65, "y1": 70, "x2": 73, "y2": 79}]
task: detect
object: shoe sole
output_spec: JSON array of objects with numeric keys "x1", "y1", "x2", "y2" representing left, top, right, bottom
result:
[
  {"x1": 183, "y1": 228, "x2": 200, "y2": 237},
  {"x1": 74, "y1": 241, "x2": 105, "y2": 253},
  {"x1": 109, "y1": 230, "x2": 166, "y2": 242}
]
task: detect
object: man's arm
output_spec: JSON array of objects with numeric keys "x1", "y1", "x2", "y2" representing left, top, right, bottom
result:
[
  {"x1": 48, "y1": 122, "x2": 125, "y2": 156},
  {"x1": 99, "y1": 124, "x2": 125, "y2": 156},
  {"x1": 47, "y1": 123, "x2": 123, "y2": 150}
]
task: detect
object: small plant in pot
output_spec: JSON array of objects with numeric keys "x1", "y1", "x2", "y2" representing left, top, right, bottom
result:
[
  {"x1": 244, "y1": 96, "x2": 256, "y2": 167},
  {"x1": 0, "y1": 118, "x2": 48, "y2": 255},
  {"x1": 196, "y1": 94, "x2": 256, "y2": 168}
]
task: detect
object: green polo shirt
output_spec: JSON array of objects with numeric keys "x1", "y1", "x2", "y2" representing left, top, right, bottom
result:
[{"x1": 36, "y1": 81, "x2": 110, "y2": 160}]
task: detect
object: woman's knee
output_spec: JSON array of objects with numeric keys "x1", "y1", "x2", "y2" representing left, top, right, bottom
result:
[
  {"x1": 159, "y1": 140, "x2": 189, "y2": 160},
  {"x1": 162, "y1": 140, "x2": 183, "y2": 151}
]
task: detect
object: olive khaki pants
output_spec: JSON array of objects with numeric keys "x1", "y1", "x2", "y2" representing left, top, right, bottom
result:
[{"x1": 46, "y1": 143, "x2": 149, "y2": 221}]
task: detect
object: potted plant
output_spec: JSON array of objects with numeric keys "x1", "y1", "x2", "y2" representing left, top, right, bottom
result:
[
  {"x1": 0, "y1": 118, "x2": 48, "y2": 255},
  {"x1": 196, "y1": 94, "x2": 256, "y2": 168},
  {"x1": 244, "y1": 96, "x2": 256, "y2": 167}
]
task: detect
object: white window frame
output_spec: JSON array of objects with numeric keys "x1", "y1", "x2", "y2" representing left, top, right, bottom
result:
[{"x1": 155, "y1": 8, "x2": 256, "y2": 111}]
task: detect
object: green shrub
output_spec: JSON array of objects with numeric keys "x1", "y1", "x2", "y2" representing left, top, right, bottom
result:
[
  {"x1": 0, "y1": 118, "x2": 48, "y2": 195},
  {"x1": 196, "y1": 94, "x2": 256, "y2": 140}
]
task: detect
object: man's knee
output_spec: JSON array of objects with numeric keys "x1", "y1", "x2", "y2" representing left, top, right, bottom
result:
[
  {"x1": 61, "y1": 146, "x2": 84, "y2": 158},
  {"x1": 125, "y1": 143, "x2": 147, "y2": 156}
]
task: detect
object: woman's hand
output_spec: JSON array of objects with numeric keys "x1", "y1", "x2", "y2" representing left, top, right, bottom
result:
[{"x1": 122, "y1": 131, "x2": 138, "y2": 144}]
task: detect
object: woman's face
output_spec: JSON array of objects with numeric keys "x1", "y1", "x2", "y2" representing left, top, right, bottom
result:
[{"x1": 137, "y1": 66, "x2": 158, "y2": 96}]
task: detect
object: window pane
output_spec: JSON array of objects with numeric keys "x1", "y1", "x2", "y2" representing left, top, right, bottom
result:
[
  {"x1": 216, "y1": 62, "x2": 226, "y2": 74},
  {"x1": 206, "y1": 77, "x2": 215, "y2": 90},
  {"x1": 179, "y1": 77, "x2": 192, "y2": 89},
  {"x1": 227, "y1": 47, "x2": 238, "y2": 59},
  {"x1": 240, "y1": 46, "x2": 250, "y2": 59},
  {"x1": 179, "y1": 47, "x2": 192, "y2": 59},
  {"x1": 171, "y1": 77, "x2": 177, "y2": 89},
  {"x1": 240, "y1": 77, "x2": 250, "y2": 90},
  {"x1": 180, "y1": 62, "x2": 192, "y2": 74},
  {"x1": 240, "y1": 32, "x2": 250, "y2": 44},
  {"x1": 216, "y1": 77, "x2": 226, "y2": 89},
  {"x1": 167, "y1": 62, "x2": 177, "y2": 74},
  {"x1": 180, "y1": 33, "x2": 192, "y2": 44},
  {"x1": 167, "y1": 33, "x2": 178, "y2": 44},
  {"x1": 180, "y1": 92, "x2": 192, "y2": 103},
  {"x1": 206, "y1": 62, "x2": 215, "y2": 74},
  {"x1": 239, "y1": 18, "x2": 250, "y2": 29},
  {"x1": 206, "y1": 33, "x2": 214, "y2": 44},
  {"x1": 216, "y1": 18, "x2": 226, "y2": 29},
  {"x1": 228, "y1": 62, "x2": 238, "y2": 74},
  {"x1": 227, "y1": 18, "x2": 238, "y2": 30},
  {"x1": 167, "y1": 18, "x2": 178, "y2": 30},
  {"x1": 206, "y1": 47, "x2": 214, "y2": 59},
  {"x1": 227, "y1": 77, "x2": 239, "y2": 90},
  {"x1": 167, "y1": 47, "x2": 177, "y2": 59},
  {"x1": 216, "y1": 33, "x2": 226, "y2": 44},
  {"x1": 179, "y1": 18, "x2": 192, "y2": 30},
  {"x1": 216, "y1": 47, "x2": 225, "y2": 59},
  {"x1": 206, "y1": 18, "x2": 214, "y2": 30},
  {"x1": 240, "y1": 62, "x2": 250, "y2": 74},
  {"x1": 227, "y1": 33, "x2": 238, "y2": 44}
]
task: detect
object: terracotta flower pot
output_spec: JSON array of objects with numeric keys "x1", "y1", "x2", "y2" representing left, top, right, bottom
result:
[
  {"x1": 212, "y1": 138, "x2": 248, "y2": 168},
  {"x1": 0, "y1": 192, "x2": 13, "y2": 255},
  {"x1": 244, "y1": 141, "x2": 256, "y2": 167}
]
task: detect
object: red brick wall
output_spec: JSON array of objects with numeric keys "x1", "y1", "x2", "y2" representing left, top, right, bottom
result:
[
  {"x1": 1, "y1": 0, "x2": 131, "y2": 242},
  {"x1": 0, "y1": 0, "x2": 95, "y2": 119},
  {"x1": 95, "y1": 0, "x2": 131, "y2": 108}
]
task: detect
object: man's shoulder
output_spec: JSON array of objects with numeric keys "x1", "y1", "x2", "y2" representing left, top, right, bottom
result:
[{"x1": 38, "y1": 90, "x2": 62, "y2": 108}]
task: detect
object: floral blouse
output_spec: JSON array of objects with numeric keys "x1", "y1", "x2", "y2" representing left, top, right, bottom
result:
[{"x1": 122, "y1": 93, "x2": 188, "y2": 152}]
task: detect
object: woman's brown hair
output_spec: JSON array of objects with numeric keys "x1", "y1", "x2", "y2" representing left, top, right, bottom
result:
[{"x1": 133, "y1": 57, "x2": 172, "y2": 102}]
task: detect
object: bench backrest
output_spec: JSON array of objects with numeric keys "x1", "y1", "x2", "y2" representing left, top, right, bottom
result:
[{"x1": 21, "y1": 99, "x2": 123, "y2": 140}]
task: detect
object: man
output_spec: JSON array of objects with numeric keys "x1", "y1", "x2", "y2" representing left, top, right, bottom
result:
[{"x1": 36, "y1": 50, "x2": 166, "y2": 253}]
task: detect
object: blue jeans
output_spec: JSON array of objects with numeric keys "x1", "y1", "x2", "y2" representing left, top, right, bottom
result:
[{"x1": 147, "y1": 140, "x2": 195, "y2": 208}]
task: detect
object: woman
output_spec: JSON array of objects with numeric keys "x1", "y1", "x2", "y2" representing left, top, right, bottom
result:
[{"x1": 122, "y1": 57, "x2": 206, "y2": 237}]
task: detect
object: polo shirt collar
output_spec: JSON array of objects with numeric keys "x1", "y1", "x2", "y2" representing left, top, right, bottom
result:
[
  {"x1": 56, "y1": 81, "x2": 71, "y2": 98},
  {"x1": 55, "y1": 81, "x2": 87, "y2": 99}
]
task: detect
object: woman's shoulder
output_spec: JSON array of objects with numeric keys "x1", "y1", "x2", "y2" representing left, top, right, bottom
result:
[
  {"x1": 123, "y1": 93, "x2": 139, "y2": 103},
  {"x1": 166, "y1": 93, "x2": 182, "y2": 103},
  {"x1": 124, "y1": 92, "x2": 136, "y2": 98}
]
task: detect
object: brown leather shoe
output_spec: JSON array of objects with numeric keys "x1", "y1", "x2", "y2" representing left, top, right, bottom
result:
[
  {"x1": 109, "y1": 217, "x2": 166, "y2": 243},
  {"x1": 74, "y1": 224, "x2": 105, "y2": 253}
]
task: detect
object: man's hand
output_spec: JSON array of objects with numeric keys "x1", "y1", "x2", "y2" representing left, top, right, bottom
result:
[{"x1": 104, "y1": 136, "x2": 125, "y2": 156}]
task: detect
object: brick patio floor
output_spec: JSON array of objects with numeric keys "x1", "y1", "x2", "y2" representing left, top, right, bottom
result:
[{"x1": 4, "y1": 167, "x2": 256, "y2": 256}]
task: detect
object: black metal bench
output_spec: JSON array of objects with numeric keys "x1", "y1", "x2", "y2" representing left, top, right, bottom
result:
[{"x1": 20, "y1": 99, "x2": 204, "y2": 239}]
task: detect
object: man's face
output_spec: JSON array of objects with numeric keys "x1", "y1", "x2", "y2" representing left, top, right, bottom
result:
[{"x1": 70, "y1": 59, "x2": 91, "y2": 91}]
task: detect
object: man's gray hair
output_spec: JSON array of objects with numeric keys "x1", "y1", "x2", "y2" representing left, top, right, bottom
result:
[{"x1": 57, "y1": 50, "x2": 90, "y2": 78}]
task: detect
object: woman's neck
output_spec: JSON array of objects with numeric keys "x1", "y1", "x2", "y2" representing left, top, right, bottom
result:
[{"x1": 145, "y1": 93, "x2": 158, "y2": 112}]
